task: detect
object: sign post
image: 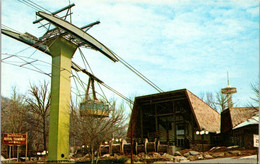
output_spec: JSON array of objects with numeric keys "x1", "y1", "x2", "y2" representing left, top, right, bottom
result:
[
  {"x1": 8, "y1": 146, "x2": 11, "y2": 163},
  {"x1": 17, "y1": 146, "x2": 20, "y2": 162},
  {"x1": 25, "y1": 132, "x2": 28, "y2": 161},
  {"x1": 2, "y1": 133, "x2": 27, "y2": 162},
  {"x1": 3, "y1": 133, "x2": 27, "y2": 145},
  {"x1": 253, "y1": 134, "x2": 259, "y2": 162}
]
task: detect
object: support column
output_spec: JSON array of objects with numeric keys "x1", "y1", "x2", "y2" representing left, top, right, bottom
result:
[
  {"x1": 47, "y1": 37, "x2": 77, "y2": 161},
  {"x1": 140, "y1": 107, "x2": 143, "y2": 142},
  {"x1": 155, "y1": 105, "x2": 158, "y2": 137},
  {"x1": 172, "y1": 101, "x2": 176, "y2": 146}
]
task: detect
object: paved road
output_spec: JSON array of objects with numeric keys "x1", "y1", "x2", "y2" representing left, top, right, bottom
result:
[
  {"x1": 183, "y1": 155, "x2": 257, "y2": 163},
  {"x1": 153, "y1": 155, "x2": 257, "y2": 164}
]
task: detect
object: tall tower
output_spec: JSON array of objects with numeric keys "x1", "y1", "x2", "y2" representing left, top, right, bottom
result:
[
  {"x1": 221, "y1": 72, "x2": 237, "y2": 108},
  {"x1": 2, "y1": 4, "x2": 118, "y2": 161}
]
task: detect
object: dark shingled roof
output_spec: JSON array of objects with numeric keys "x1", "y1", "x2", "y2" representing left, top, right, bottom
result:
[
  {"x1": 230, "y1": 107, "x2": 258, "y2": 128},
  {"x1": 221, "y1": 107, "x2": 258, "y2": 133},
  {"x1": 186, "y1": 90, "x2": 220, "y2": 132}
]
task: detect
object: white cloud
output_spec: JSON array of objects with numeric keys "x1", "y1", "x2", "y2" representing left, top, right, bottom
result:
[
  {"x1": 1, "y1": 0, "x2": 258, "y2": 107},
  {"x1": 246, "y1": 6, "x2": 259, "y2": 17}
]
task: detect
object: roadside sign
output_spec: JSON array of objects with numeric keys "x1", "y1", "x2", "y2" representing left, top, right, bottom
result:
[
  {"x1": 254, "y1": 134, "x2": 259, "y2": 147},
  {"x1": 2, "y1": 133, "x2": 27, "y2": 145}
]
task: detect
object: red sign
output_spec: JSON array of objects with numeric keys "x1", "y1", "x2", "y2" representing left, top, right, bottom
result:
[{"x1": 2, "y1": 133, "x2": 27, "y2": 145}]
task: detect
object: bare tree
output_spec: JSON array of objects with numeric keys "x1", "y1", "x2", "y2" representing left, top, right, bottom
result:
[
  {"x1": 70, "y1": 100, "x2": 127, "y2": 164},
  {"x1": 200, "y1": 92, "x2": 217, "y2": 111},
  {"x1": 250, "y1": 82, "x2": 259, "y2": 104},
  {"x1": 200, "y1": 91, "x2": 230, "y2": 113},
  {"x1": 1, "y1": 88, "x2": 27, "y2": 133},
  {"x1": 26, "y1": 81, "x2": 51, "y2": 151},
  {"x1": 1, "y1": 88, "x2": 28, "y2": 158},
  {"x1": 110, "y1": 102, "x2": 128, "y2": 139},
  {"x1": 215, "y1": 91, "x2": 229, "y2": 112},
  {"x1": 69, "y1": 101, "x2": 82, "y2": 154}
]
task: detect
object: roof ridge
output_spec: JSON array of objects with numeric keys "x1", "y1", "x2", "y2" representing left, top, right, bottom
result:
[
  {"x1": 135, "y1": 88, "x2": 187, "y2": 99},
  {"x1": 230, "y1": 106, "x2": 258, "y2": 109},
  {"x1": 186, "y1": 89, "x2": 220, "y2": 115},
  {"x1": 229, "y1": 107, "x2": 259, "y2": 128},
  {"x1": 185, "y1": 89, "x2": 220, "y2": 132}
]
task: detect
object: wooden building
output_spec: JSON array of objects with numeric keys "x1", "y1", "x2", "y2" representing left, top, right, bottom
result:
[
  {"x1": 221, "y1": 107, "x2": 258, "y2": 148},
  {"x1": 127, "y1": 89, "x2": 220, "y2": 151}
]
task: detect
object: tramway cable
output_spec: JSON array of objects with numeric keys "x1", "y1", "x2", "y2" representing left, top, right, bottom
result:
[
  {"x1": 15, "y1": 0, "x2": 164, "y2": 93},
  {"x1": 2, "y1": 53, "x2": 133, "y2": 104}
]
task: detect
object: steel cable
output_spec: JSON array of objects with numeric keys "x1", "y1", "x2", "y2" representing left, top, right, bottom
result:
[{"x1": 114, "y1": 53, "x2": 163, "y2": 93}]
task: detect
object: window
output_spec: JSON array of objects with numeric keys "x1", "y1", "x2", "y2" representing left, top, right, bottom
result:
[
  {"x1": 176, "y1": 124, "x2": 185, "y2": 135},
  {"x1": 176, "y1": 139, "x2": 184, "y2": 147},
  {"x1": 176, "y1": 115, "x2": 183, "y2": 121}
]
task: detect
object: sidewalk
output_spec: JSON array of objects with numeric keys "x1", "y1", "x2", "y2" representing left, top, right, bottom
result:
[{"x1": 183, "y1": 155, "x2": 257, "y2": 163}]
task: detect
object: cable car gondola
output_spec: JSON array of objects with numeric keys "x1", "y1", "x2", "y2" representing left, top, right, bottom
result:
[{"x1": 80, "y1": 77, "x2": 109, "y2": 117}]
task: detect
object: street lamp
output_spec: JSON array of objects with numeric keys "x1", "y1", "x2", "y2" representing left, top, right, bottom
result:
[{"x1": 196, "y1": 128, "x2": 208, "y2": 152}]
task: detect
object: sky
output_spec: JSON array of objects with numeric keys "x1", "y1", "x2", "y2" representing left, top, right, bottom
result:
[{"x1": 1, "y1": 0, "x2": 259, "y2": 113}]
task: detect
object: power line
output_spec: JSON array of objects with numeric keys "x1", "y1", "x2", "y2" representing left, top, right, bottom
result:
[
  {"x1": 5, "y1": 0, "x2": 163, "y2": 94},
  {"x1": 2, "y1": 61, "x2": 51, "y2": 77},
  {"x1": 101, "y1": 83, "x2": 133, "y2": 104},
  {"x1": 15, "y1": 0, "x2": 164, "y2": 94},
  {"x1": 1, "y1": 54, "x2": 51, "y2": 76},
  {"x1": 1, "y1": 53, "x2": 70, "y2": 75},
  {"x1": 113, "y1": 52, "x2": 163, "y2": 93},
  {"x1": 18, "y1": 0, "x2": 44, "y2": 12},
  {"x1": 28, "y1": 49, "x2": 37, "y2": 58},
  {"x1": 2, "y1": 24, "x2": 21, "y2": 33},
  {"x1": 17, "y1": 0, "x2": 51, "y2": 13},
  {"x1": 79, "y1": 49, "x2": 134, "y2": 104},
  {"x1": 78, "y1": 48, "x2": 109, "y2": 103},
  {"x1": 71, "y1": 70, "x2": 133, "y2": 104},
  {"x1": 72, "y1": 71, "x2": 87, "y2": 92},
  {"x1": 2, "y1": 24, "x2": 51, "y2": 55},
  {"x1": 2, "y1": 43, "x2": 135, "y2": 104},
  {"x1": 26, "y1": 0, "x2": 52, "y2": 13},
  {"x1": 2, "y1": 52, "x2": 134, "y2": 104},
  {"x1": 16, "y1": 0, "x2": 58, "y2": 30},
  {"x1": 3, "y1": 0, "x2": 157, "y2": 102}
]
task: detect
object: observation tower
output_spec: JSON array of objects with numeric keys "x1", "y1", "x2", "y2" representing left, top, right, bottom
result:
[{"x1": 221, "y1": 72, "x2": 237, "y2": 108}]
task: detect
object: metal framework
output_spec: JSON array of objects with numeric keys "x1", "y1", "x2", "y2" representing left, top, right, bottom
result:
[
  {"x1": 2, "y1": 4, "x2": 118, "y2": 162},
  {"x1": 36, "y1": 11, "x2": 118, "y2": 62},
  {"x1": 1, "y1": 29, "x2": 133, "y2": 104}
]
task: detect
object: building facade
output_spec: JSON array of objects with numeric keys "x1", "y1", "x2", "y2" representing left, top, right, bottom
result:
[
  {"x1": 128, "y1": 89, "x2": 220, "y2": 151},
  {"x1": 221, "y1": 107, "x2": 259, "y2": 148}
]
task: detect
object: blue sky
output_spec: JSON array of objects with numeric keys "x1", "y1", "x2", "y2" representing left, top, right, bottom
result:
[{"x1": 1, "y1": 0, "x2": 259, "y2": 112}]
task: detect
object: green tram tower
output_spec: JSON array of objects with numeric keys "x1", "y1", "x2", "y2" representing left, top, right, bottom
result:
[
  {"x1": 2, "y1": 4, "x2": 118, "y2": 161},
  {"x1": 46, "y1": 37, "x2": 77, "y2": 161}
]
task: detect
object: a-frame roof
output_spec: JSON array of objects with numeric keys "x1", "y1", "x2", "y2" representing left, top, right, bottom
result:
[
  {"x1": 221, "y1": 107, "x2": 258, "y2": 133},
  {"x1": 127, "y1": 89, "x2": 220, "y2": 137},
  {"x1": 186, "y1": 90, "x2": 220, "y2": 132},
  {"x1": 233, "y1": 114, "x2": 259, "y2": 130},
  {"x1": 229, "y1": 107, "x2": 258, "y2": 128}
]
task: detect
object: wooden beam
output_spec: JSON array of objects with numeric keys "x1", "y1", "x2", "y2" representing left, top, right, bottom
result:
[
  {"x1": 155, "y1": 104, "x2": 158, "y2": 136},
  {"x1": 148, "y1": 113, "x2": 175, "y2": 117},
  {"x1": 139, "y1": 97, "x2": 186, "y2": 105},
  {"x1": 173, "y1": 101, "x2": 177, "y2": 146},
  {"x1": 140, "y1": 108, "x2": 143, "y2": 142}
]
